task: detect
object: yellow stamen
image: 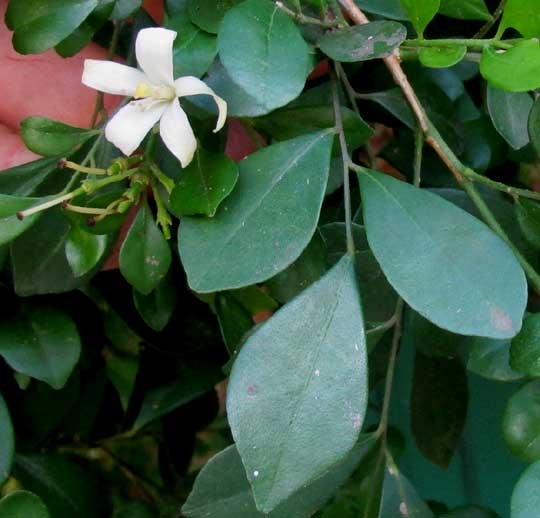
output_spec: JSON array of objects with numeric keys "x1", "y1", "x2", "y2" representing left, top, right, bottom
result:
[{"x1": 134, "y1": 83, "x2": 153, "y2": 99}]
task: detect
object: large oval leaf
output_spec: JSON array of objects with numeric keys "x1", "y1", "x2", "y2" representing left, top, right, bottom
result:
[
  {"x1": 511, "y1": 461, "x2": 540, "y2": 518},
  {"x1": 218, "y1": 0, "x2": 311, "y2": 111},
  {"x1": 180, "y1": 131, "x2": 334, "y2": 293},
  {"x1": 0, "y1": 393, "x2": 14, "y2": 486},
  {"x1": 358, "y1": 170, "x2": 527, "y2": 338},
  {"x1": 0, "y1": 491, "x2": 49, "y2": 518},
  {"x1": 499, "y1": 0, "x2": 540, "y2": 38},
  {"x1": 0, "y1": 305, "x2": 81, "y2": 389},
  {"x1": 227, "y1": 255, "x2": 367, "y2": 512}
]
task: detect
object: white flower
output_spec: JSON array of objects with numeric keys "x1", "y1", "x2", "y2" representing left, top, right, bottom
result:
[{"x1": 82, "y1": 27, "x2": 227, "y2": 168}]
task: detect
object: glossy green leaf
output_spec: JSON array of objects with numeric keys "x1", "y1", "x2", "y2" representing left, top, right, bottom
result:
[
  {"x1": 356, "y1": 0, "x2": 407, "y2": 20},
  {"x1": 168, "y1": 13, "x2": 217, "y2": 77},
  {"x1": 318, "y1": 21, "x2": 407, "y2": 62},
  {"x1": 510, "y1": 314, "x2": 540, "y2": 376},
  {"x1": 467, "y1": 337, "x2": 523, "y2": 381},
  {"x1": 133, "y1": 275, "x2": 177, "y2": 332},
  {"x1": 180, "y1": 131, "x2": 334, "y2": 293},
  {"x1": 358, "y1": 170, "x2": 527, "y2": 338},
  {"x1": 511, "y1": 461, "x2": 540, "y2": 518},
  {"x1": 182, "y1": 439, "x2": 374, "y2": 518},
  {"x1": 439, "y1": 0, "x2": 490, "y2": 20},
  {"x1": 11, "y1": 209, "x2": 90, "y2": 295},
  {"x1": 0, "y1": 491, "x2": 49, "y2": 518},
  {"x1": 187, "y1": 0, "x2": 242, "y2": 33},
  {"x1": 419, "y1": 46, "x2": 467, "y2": 68},
  {"x1": 13, "y1": 454, "x2": 105, "y2": 518},
  {"x1": 486, "y1": 85, "x2": 532, "y2": 150},
  {"x1": 516, "y1": 199, "x2": 540, "y2": 249},
  {"x1": 6, "y1": 0, "x2": 99, "y2": 54},
  {"x1": 480, "y1": 41, "x2": 540, "y2": 93},
  {"x1": 134, "y1": 362, "x2": 222, "y2": 429},
  {"x1": 399, "y1": 0, "x2": 440, "y2": 37},
  {"x1": 0, "y1": 194, "x2": 41, "y2": 247},
  {"x1": 529, "y1": 96, "x2": 540, "y2": 159},
  {"x1": 119, "y1": 203, "x2": 172, "y2": 295},
  {"x1": 104, "y1": 350, "x2": 139, "y2": 412},
  {"x1": 499, "y1": 0, "x2": 540, "y2": 38},
  {"x1": 378, "y1": 459, "x2": 434, "y2": 517},
  {"x1": 227, "y1": 255, "x2": 367, "y2": 512},
  {"x1": 267, "y1": 232, "x2": 326, "y2": 303},
  {"x1": 65, "y1": 226, "x2": 108, "y2": 277},
  {"x1": 170, "y1": 149, "x2": 238, "y2": 217},
  {"x1": 111, "y1": 0, "x2": 143, "y2": 20},
  {"x1": 0, "y1": 157, "x2": 61, "y2": 196},
  {"x1": 218, "y1": 0, "x2": 311, "y2": 111},
  {"x1": 411, "y1": 352, "x2": 468, "y2": 468},
  {"x1": 502, "y1": 380, "x2": 540, "y2": 461},
  {"x1": 0, "y1": 305, "x2": 81, "y2": 389},
  {"x1": 0, "y1": 393, "x2": 14, "y2": 486},
  {"x1": 216, "y1": 292, "x2": 254, "y2": 356},
  {"x1": 20, "y1": 117, "x2": 96, "y2": 157}
]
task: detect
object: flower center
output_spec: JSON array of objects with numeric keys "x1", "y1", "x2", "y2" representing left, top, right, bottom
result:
[{"x1": 134, "y1": 83, "x2": 175, "y2": 101}]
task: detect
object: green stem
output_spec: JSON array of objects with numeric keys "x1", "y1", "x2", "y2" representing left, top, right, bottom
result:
[
  {"x1": 331, "y1": 71, "x2": 355, "y2": 256},
  {"x1": 403, "y1": 37, "x2": 512, "y2": 49},
  {"x1": 274, "y1": 1, "x2": 343, "y2": 27}
]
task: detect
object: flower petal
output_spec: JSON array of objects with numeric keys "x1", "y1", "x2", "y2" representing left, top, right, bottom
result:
[
  {"x1": 105, "y1": 99, "x2": 167, "y2": 156},
  {"x1": 159, "y1": 99, "x2": 197, "y2": 168},
  {"x1": 174, "y1": 76, "x2": 227, "y2": 132},
  {"x1": 82, "y1": 60, "x2": 147, "y2": 96},
  {"x1": 135, "y1": 28, "x2": 176, "y2": 86}
]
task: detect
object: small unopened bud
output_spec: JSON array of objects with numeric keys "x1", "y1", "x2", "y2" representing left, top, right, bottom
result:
[
  {"x1": 58, "y1": 158, "x2": 68, "y2": 169},
  {"x1": 16, "y1": 212, "x2": 24, "y2": 221}
]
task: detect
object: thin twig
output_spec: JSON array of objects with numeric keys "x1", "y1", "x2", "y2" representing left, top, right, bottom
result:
[
  {"x1": 275, "y1": 1, "x2": 342, "y2": 28},
  {"x1": 475, "y1": 0, "x2": 508, "y2": 38},
  {"x1": 331, "y1": 70, "x2": 355, "y2": 256}
]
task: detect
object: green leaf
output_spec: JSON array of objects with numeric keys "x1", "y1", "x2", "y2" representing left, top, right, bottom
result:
[
  {"x1": 358, "y1": 170, "x2": 527, "y2": 339},
  {"x1": 411, "y1": 352, "x2": 468, "y2": 468},
  {"x1": 418, "y1": 46, "x2": 467, "y2": 68},
  {"x1": 20, "y1": 117, "x2": 96, "y2": 157},
  {"x1": 216, "y1": 292, "x2": 254, "y2": 356},
  {"x1": 0, "y1": 491, "x2": 49, "y2": 518},
  {"x1": 528, "y1": 97, "x2": 540, "y2": 160},
  {"x1": 0, "y1": 305, "x2": 81, "y2": 389},
  {"x1": 6, "y1": 0, "x2": 99, "y2": 54},
  {"x1": 13, "y1": 454, "x2": 105, "y2": 518},
  {"x1": 104, "y1": 349, "x2": 139, "y2": 412},
  {"x1": 119, "y1": 203, "x2": 172, "y2": 295},
  {"x1": 11, "y1": 209, "x2": 89, "y2": 296},
  {"x1": 516, "y1": 199, "x2": 540, "y2": 249},
  {"x1": 441, "y1": 507, "x2": 499, "y2": 518},
  {"x1": 111, "y1": 0, "x2": 143, "y2": 20},
  {"x1": 114, "y1": 502, "x2": 156, "y2": 518},
  {"x1": 486, "y1": 85, "x2": 532, "y2": 150},
  {"x1": 0, "y1": 393, "x2": 14, "y2": 486},
  {"x1": 65, "y1": 226, "x2": 108, "y2": 277},
  {"x1": 133, "y1": 275, "x2": 177, "y2": 332},
  {"x1": 0, "y1": 157, "x2": 60, "y2": 196},
  {"x1": 168, "y1": 13, "x2": 217, "y2": 77},
  {"x1": 134, "y1": 362, "x2": 222, "y2": 429},
  {"x1": 318, "y1": 21, "x2": 406, "y2": 62},
  {"x1": 510, "y1": 314, "x2": 540, "y2": 376},
  {"x1": 227, "y1": 255, "x2": 367, "y2": 512},
  {"x1": 356, "y1": 0, "x2": 407, "y2": 20},
  {"x1": 511, "y1": 461, "x2": 540, "y2": 518},
  {"x1": 480, "y1": 41, "x2": 540, "y2": 93},
  {"x1": 182, "y1": 439, "x2": 374, "y2": 518},
  {"x1": 438, "y1": 0, "x2": 490, "y2": 20},
  {"x1": 467, "y1": 337, "x2": 523, "y2": 381},
  {"x1": 378, "y1": 460, "x2": 434, "y2": 517},
  {"x1": 502, "y1": 380, "x2": 540, "y2": 461},
  {"x1": 399, "y1": 0, "x2": 440, "y2": 37},
  {"x1": 218, "y1": 0, "x2": 311, "y2": 111},
  {"x1": 0, "y1": 194, "x2": 41, "y2": 247},
  {"x1": 267, "y1": 232, "x2": 326, "y2": 303},
  {"x1": 180, "y1": 131, "x2": 334, "y2": 293},
  {"x1": 170, "y1": 149, "x2": 238, "y2": 217},
  {"x1": 187, "y1": 0, "x2": 242, "y2": 33},
  {"x1": 499, "y1": 0, "x2": 540, "y2": 38}
]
